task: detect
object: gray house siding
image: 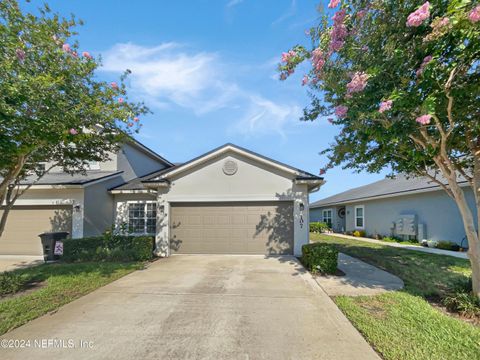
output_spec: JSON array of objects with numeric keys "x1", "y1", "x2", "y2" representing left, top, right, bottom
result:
[
  {"x1": 83, "y1": 176, "x2": 125, "y2": 236},
  {"x1": 117, "y1": 143, "x2": 167, "y2": 181},
  {"x1": 312, "y1": 187, "x2": 475, "y2": 246}
]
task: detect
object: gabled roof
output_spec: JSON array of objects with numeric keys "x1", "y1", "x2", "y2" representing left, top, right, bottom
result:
[
  {"x1": 310, "y1": 174, "x2": 468, "y2": 208},
  {"x1": 149, "y1": 143, "x2": 322, "y2": 181},
  {"x1": 110, "y1": 143, "x2": 323, "y2": 193}
]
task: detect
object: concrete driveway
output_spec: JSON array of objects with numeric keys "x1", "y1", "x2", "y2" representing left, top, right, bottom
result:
[
  {"x1": 0, "y1": 255, "x2": 44, "y2": 272},
  {"x1": 1, "y1": 255, "x2": 379, "y2": 360}
]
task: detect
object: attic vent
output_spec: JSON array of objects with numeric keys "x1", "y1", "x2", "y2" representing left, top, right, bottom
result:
[{"x1": 223, "y1": 160, "x2": 238, "y2": 175}]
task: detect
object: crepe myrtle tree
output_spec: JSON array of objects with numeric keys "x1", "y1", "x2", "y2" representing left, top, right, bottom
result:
[
  {"x1": 0, "y1": 0, "x2": 148, "y2": 236},
  {"x1": 279, "y1": 0, "x2": 480, "y2": 296}
]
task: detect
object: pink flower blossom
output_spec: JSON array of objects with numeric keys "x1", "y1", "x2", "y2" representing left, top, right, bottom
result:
[
  {"x1": 328, "y1": 0, "x2": 340, "y2": 9},
  {"x1": 346, "y1": 71, "x2": 369, "y2": 94},
  {"x1": 127, "y1": 122, "x2": 134, "y2": 127},
  {"x1": 69, "y1": 128, "x2": 78, "y2": 135},
  {"x1": 279, "y1": 73, "x2": 287, "y2": 81},
  {"x1": 357, "y1": 9, "x2": 367, "y2": 19},
  {"x1": 71, "y1": 51, "x2": 78, "y2": 58},
  {"x1": 133, "y1": 117, "x2": 140, "y2": 122},
  {"x1": 82, "y1": 51, "x2": 92, "y2": 59},
  {"x1": 327, "y1": 118, "x2": 334, "y2": 124},
  {"x1": 118, "y1": 97, "x2": 124, "y2": 103},
  {"x1": 319, "y1": 169, "x2": 326, "y2": 175},
  {"x1": 406, "y1": 2, "x2": 430, "y2": 27},
  {"x1": 379, "y1": 100, "x2": 393, "y2": 113},
  {"x1": 335, "y1": 105, "x2": 348, "y2": 118},
  {"x1": 281, "y1": 50, "x2": 297, "y2": 63},
  {"x1": 469, "y1": 5, "x2": 480, "y2": 23},
  {"x1": 330, "y1": 9, "x2": 348, "y2": 53},
  {"x1": 110, "y1": 82, "x2": 119, "y2": 89},
  {"x1": 62, "y1": 43, "x2": 71, "y2": 52},
  {"x1": 416, "y1": 114, "x2": 432, "y2": 125},
  {"x1": 311, "y1": 48, "x2": 325, "y2": 72},
  {"x1": 416, "y1": 55, "x2": 433, "y2": 77},
  {"x1": 332, "y1": 8, "x2": 347, "y2": 23},
  {"x1": 16, "y1": 49, "x2": 25, "y2": 62},
  {"x1": 302, "y1": 75, "x2": 309, "y2": 86}
]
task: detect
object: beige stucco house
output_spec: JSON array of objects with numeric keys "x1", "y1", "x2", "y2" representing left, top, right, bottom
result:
[{"x1": 1, "y1": 142, "x2": 323, "y2": 257}]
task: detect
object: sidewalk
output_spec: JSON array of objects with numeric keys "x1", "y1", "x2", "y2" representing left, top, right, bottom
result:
[
  {"x1": 315, "y1": 253, "x2": 404, "y2": 296},
  {"x1": 330, "y1": 233, "x2": 469, "y2": 259}
]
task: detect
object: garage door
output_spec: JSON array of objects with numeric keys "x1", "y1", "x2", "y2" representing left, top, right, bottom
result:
[
  {"x1": 0, "y1": 206, "x2": 72, "y2": 255},
  {"x1": 170, "y1": 202, "x2": 294, "y2": 255}
]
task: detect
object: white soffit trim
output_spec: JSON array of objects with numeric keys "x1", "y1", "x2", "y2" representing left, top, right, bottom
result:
[
  {"x1": 110, "y1": 189, "x2": 154, "y2": 194},
  {"x1": 160, "y1": 145, "x2": 298, "y2": 179}
]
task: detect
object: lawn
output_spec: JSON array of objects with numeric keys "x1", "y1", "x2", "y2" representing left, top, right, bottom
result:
[
  {"x1": 0, "y1": 262, "x2": 143, "y2": 335},
  {"x1": 311, "y1": 233, "x2": 480, "y2": 360}
]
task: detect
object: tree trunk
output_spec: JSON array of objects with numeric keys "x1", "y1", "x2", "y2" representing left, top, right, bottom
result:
[
  {"x1": 0, "y1": 202, "x2": 14, "y2": 238},
  {"x1": 0, "y1": 182, "x2": 16, "y2": 238},
  {"x1": 446, "y1": 173, "x2": 480, "y2": 298}
]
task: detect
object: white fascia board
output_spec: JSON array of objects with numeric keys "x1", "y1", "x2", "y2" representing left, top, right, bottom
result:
[
  {"x1": 18, "y1": 184, "x2": 83, "y2": 190},
  {"x1": 160, "y1": 146, "x2": 298, "y2": 179}
]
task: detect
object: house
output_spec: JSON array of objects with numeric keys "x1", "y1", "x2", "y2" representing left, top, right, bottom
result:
[
  {"x1": 0, "y1": 142, "x2": 323, "y2": 257},
  {"x1": 310, "y1": 174, "x2": 475, "y2": 246}
]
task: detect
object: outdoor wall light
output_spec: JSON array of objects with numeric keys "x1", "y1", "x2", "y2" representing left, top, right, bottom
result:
[
  {"x1": 299, "y1": 203, "x2": 305, "y2": 211},
  {"x1": 73, "y1": 204, "x2": 81, "y2": 213}
]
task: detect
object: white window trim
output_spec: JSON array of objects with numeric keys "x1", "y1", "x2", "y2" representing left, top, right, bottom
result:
[
  {"x1": 322, "y1": 208, "x2": 333, "y2": 225},
  {"x1": 354, "y1": 205, "x2": 365, "y2": 229},
  {"x1": 126, "y1": 200, "x2": 157, "y2": 235}
]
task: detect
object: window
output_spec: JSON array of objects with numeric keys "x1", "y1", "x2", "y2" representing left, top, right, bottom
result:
[
  {"x1": 355, "y1": 205, "x2": 364, "y2": 229},
  {"x1": 87, "y1": 160, "x2": 100, "y2": 170},
  {"x1": 322, "y1": 209, "x2": 333, "y2": 227},
  {"x1": 128, "y1": 202, "x2": 156, "y2": 234}
]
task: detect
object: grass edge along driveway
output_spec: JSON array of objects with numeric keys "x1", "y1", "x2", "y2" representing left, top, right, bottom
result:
[
  {"x1": 311, "y1": 233, "x2": 480, "y2": 360},
  {"x1": 0, "y1": 261, "x2": 143, "y2": 335}
]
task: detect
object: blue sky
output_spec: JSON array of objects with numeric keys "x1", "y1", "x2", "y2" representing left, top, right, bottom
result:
[{"x1": 26, "y1": 0, "x2": 388, "y2": 201}]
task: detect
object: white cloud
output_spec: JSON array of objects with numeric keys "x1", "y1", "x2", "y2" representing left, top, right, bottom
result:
[
  {"x1": 230, "y1": 95, "x2": 301, "y2": 138},
  {"x1": 100, "y1": 42, "x2": 303, "y2": 137},
  {"x1": 101, "y1": 42, "x2": 237, "y2": 114},
  {"x1": 226, "y1": 0, "x2": 243, "y2": 8}
]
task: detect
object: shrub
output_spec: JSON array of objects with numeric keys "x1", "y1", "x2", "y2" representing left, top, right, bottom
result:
[
  {"x1": 443, "y1": 291, "x2": 480, "y2": 318},
  {"x1": 352, "y1": 230, "x2": 366, "y2": 237},
  {"x1": 309, "y1": 222, "x2": 330, "y2": 233},
  {"x1": 63, "y1": 235, "x2": 154, "y2": 262},
  {"x1": 0, "y1": 271, "x2": 24, "y2": 296},
  {"x1": 442, "y1": 277, "x2": 480, "y2": 318},
  {"x1": 301, "y1": 243, "x2": 338, "y2": 274},
  {"x1": 436, "y1": 241, "x2": 460, "y2": 252}
]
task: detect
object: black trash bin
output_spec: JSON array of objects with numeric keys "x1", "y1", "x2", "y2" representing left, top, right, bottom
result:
[{"x1": 39, "y1": 232, "x2": 69, "y2": 261}]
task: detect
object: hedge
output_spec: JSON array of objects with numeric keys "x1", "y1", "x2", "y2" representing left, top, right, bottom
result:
[
  {"x1": 309, "y1": 222, "x2": 330, "y2": 233},
  {"x1": 62, "y1": 235, "x2": 154, "y2": 262},
  {"x1": 301, "y1": 243, "x2": 338, "y2": 274}
]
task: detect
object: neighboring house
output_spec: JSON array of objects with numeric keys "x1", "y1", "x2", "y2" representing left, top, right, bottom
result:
[
  {"x1": 310, "y1": 174, "x2": 475, "y2": 246},
  {"x1": 0, "y1": 139, "x2": 172, "y2": 256},
  {"x1": 0, "y1": 143, "x2": 323, "y2": 257}
]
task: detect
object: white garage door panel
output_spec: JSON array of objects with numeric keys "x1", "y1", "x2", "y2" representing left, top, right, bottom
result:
[
  {"x1": 170, "y1": 201, "x2": 294, "y2": 255},
  {"x1": 0, "y1": 206, "x2": 72, "y2": 256}
]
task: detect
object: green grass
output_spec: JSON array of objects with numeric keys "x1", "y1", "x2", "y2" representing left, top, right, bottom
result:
[
  {"x1": 312, "y1": 233, "x2": 471, "y2": 298},
  {"x1": 0, "y1": 262, "x2": 143, "y2": 335},
  {"x1": 311, "y1": 233, "x2": 479, "y2": 360},
  {"x1": 336, "y1": 292, "x2": 480, "y2": 360}
]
